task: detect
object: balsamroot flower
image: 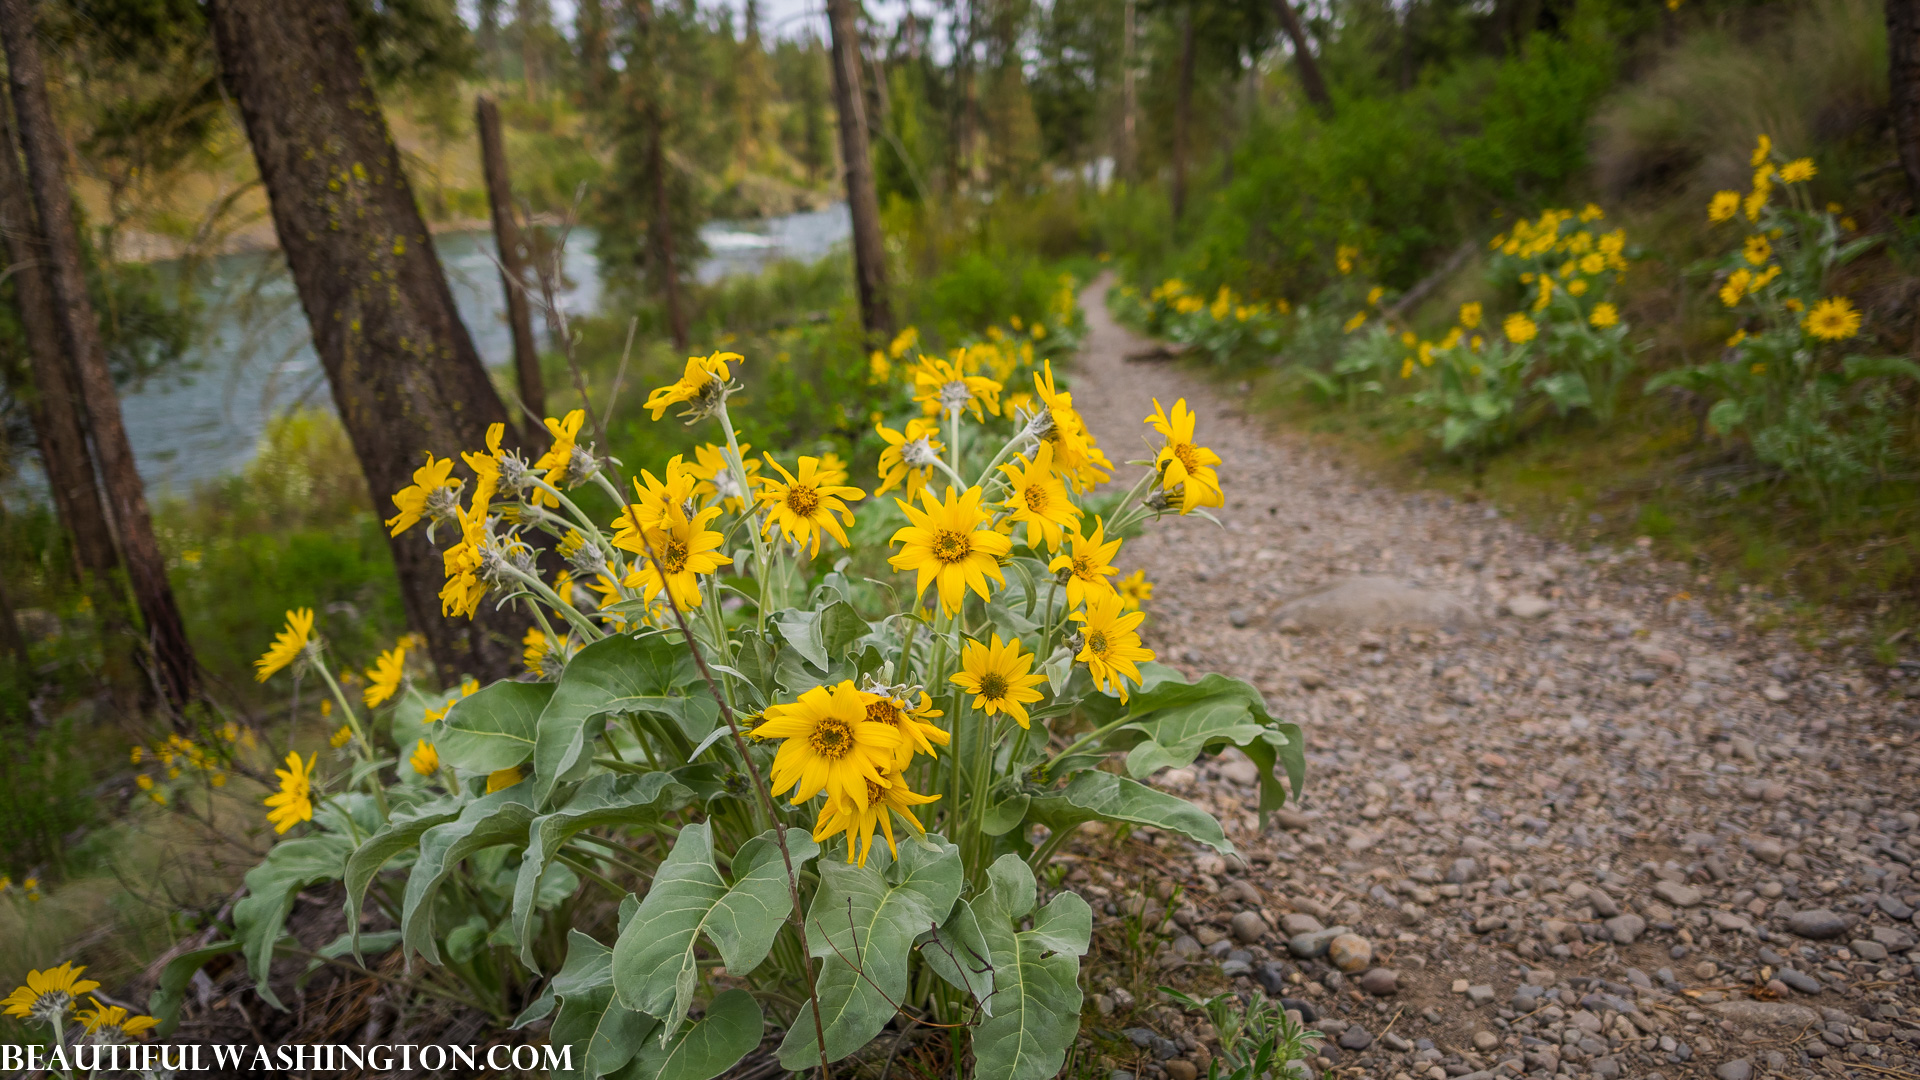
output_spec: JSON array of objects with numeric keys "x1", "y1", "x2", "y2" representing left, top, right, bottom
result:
[
  {"x1": 950, "y1": 634, "x2": 1048, "y2": 728},
  {"x1": 889, "y1": 485, "x2": 1011, "y2": 614},
  {"x1": 1070, "y1": 590, "x2": 1155, "y2": 704},
  {"x1": 753, "y1": 681, "x2": 901, "y2": 811},
  {"x1": 255, "y1": 608, "x2": 314, "y2": 682},
  {"x1": 264, "y1": 752, "x2": 316, "y2": 834}
]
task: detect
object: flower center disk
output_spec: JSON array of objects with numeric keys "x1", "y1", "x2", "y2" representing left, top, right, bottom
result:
[
  {"x1": 786, "y1": 485, "x2": 820, "y2": 517},
  {"x1": 931, "y1": 529, "x2": 972, "y2": 563},
  {"x1": 808, "y1": 718, "x2": 854, "y2": 759}
]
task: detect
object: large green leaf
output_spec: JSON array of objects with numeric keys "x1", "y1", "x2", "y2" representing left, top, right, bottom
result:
[
  {"x1": 777, "y1": 837, "x2": 964, "y2": 1069},
  {"x1": 772, "y1": 601, "x2": 868, "y2": 670},
  {"x1": 531, "y1": 633, "x2": 713, "y2": 809},
  {"x1": 545, "y1": 932, "x2": 661, "y2": 1079},
  {"x1": 917, "y1": 898, "x2": 994, "y2": 1015},
  {"x1": 147, "y1": 941, "x2": 241, "y2": 1036},
  {"x1": 970, "y1": 854, "x2": 1091, "y2": 1080},
  {"x1": 1114, "y1": 671, "x2": 1305, "y2": 816},
  {"x1": 612, "y1": 823, "x2": 818, "y2": 1039},
  {"x1": 512, "y1": 772, "x2": 692, "y2": 968},
  {"x1": 341, "y1": 792, "x2": 471, "y2": 958},
  {"x1": 232, "y1": 833, "x2": 354, "y2": 1009},
  {"x1": 517, "y1": 927, "x2": 621, "y2": 1029},
  {"x1": 432, "y1": 680, "x2": 553, "y2": 774},
  {"x1": 618, "y1": 989, "x2": 764, "y2": 1080},
  {"x1": 1028, "y1": 771, "x2": 1233, "y2": 854},
  {"x1": 399, "y1": 788, "x2": 539, "y2": 964}
]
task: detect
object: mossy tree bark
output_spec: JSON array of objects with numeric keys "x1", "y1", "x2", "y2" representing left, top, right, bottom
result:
[
  {"x1": 0, "y1": 0, "x2": 200, "y2": 711},
  {"x1": 826, "y1": 0, "x2": 893, "y2": 342},
  {"x1": 207, "y1": 0, "x2": 526, "y2": 683},
  {"x1": 0, "y1": 89, "x2": 119, "y2": 588}
]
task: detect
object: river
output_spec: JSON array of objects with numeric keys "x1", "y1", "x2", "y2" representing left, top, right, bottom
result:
[{"x1": 101, "y1": 203, "x2": 851, "y2": 496}]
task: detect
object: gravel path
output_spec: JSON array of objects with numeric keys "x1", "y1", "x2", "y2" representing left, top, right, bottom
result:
[{"x1": 1061, "y1": 277, "x2": 1920, "y2": 1080}]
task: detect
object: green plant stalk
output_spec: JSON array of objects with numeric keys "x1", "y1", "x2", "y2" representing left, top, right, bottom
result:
[
  {"x1": 499, "y1": 564, "x2": 600, "y2": 642},
  {"x1": 713, "y1": 400, "x2": 774, "y2": 633},
  {"x1": 527, "y1": 476, "x2": 613, "y2": 550},
  {"x1": 305, "y1": 651, "x2": 388, "y2": 820}
]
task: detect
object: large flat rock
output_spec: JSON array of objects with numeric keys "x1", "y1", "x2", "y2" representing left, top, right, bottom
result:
[{"x1": 1275, "y1": 576, "x2": 1477, "y2": 631}]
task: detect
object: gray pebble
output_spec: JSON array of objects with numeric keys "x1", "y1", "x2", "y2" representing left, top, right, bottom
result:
[
  {"x1": 1229, "y1": 910, "x2": 1269, "y2": 944},
  {"x1": 1786, "y1": 909, "x2": 1849, "y2": 940},
  {"x1": 1775, "y1": 968, "x2": 1822, "y2": 995},
  {"x1": 1337, "y1": 1025, "x2": 1373, "y2": 1051},
  {"x1": 1604, "y1": 913, "x2": 1647, "y2": 944},
  {"x1": 1714, "y1": 1060, "x2": 1753, "y2": 1080}
]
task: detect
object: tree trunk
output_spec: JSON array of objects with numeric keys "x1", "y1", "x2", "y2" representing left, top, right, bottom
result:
[
  {"x1": 1120, "y1": 0, "x2": 1136, "y2": 182},
  {"x1": 206, "y1": 0, "x2": 526, "y2": 684},
  {"x1": 517, "y1": 0, "x2": 543, "y2": 99},
  {"x1": 647, "y1": 118, "x2": 689, "y2": 350},
  {"x1": 1171, "y1": 8, "x2": 1194, "y2": 226},
  {"x1": 626, "y1": 0, "x2": 689, "y2": 350},
  {"x1": 0, "y1": 90, "x2": 119, "y2": 584},
  {"x1": 1271, "y1": 0, "x2": 1333, "y2": 117},
  {"x1": 0, "y1": 542, "x2": 27, "y2": 669},
  {"x1": 0, "y1": 0, "x2": 200, "y2": 711},
  {"x1": 476, "y1": 95, "x2": 546, "y2": 425},
  {"x1": 577, "y1": 0, "x2": 610, "y2": 99},
  {"x1": 1891, "y1": 0, "x2": 1920, "y2": 205},
  {"x1": 826, "y1": 0, "x2": 892, "y2": 341},
  {"x1": 479, "y1": 0, "x2": 503, "y2": 79}
]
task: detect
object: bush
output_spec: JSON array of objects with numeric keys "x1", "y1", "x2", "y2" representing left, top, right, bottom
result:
[
  {"x1": 1646, "y1": 137, "x2": 1916, "y2": 506},
  {"x1": 150, "y1": 317, "x2": 1310, "y2": 1080},
  {"x1": 1165, "y1": 23, "x2": 1616, "y2": 301}
]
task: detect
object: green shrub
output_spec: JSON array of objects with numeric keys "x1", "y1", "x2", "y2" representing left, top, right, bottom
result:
[
  {"x1": 1164, "y1": 24, "x2": 1616, "y2": 301},
  {"x1": 1646, "y1": 140, "x2": 1915, "y2": 506}
]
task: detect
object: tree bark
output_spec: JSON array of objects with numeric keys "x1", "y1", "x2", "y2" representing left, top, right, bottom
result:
[
  {"x1": 0, "y1": 89, "x2": 119, "y2": 584},
  {"x1": 517, "y1": 0, "x2": 544, "y2": 99},
  {"x1": 1891, "y1": 0, "x2": 1920, "y2": 205},
  {"x1": 647, "y1": 118, "x2": 689, "y2": 350},
  {"x1": 625, "y1": 0, "x2": 689, "y2": 350},
  {"x1": 1171, "y1": 8, "x2": 1194, "y2": 226},
  {"x1": 0, "y1": 542, "x2": 27, "y2": 669},
  {"x1": 1120, "y1": 0, "x2": 1136, "y2": 182},
  {"x1": 577, "y1": 0, "x2": 610, "y2": 99},
  {"x1": 206, "y1": 0, "x2": 525, "y2": 684},
  {"x1": 1271, "y1": 0, "x2": 1333, "y2": 117},
  {"x1": 0, "y1": 0, "x2": 200, "y2": 711},
  {"x1": 825, "y1": 0, "x2": 892, "y2": 341},
  {"x1": 476, "y1": 95, "x2": 546, "y2": 424}
]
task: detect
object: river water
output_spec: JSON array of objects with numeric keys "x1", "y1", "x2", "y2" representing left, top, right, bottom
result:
[{"x1": 103, "y1": 203, "x2": 850, "y2": 496}]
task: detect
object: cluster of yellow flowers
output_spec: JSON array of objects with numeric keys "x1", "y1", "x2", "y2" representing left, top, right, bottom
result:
[
  {"x1": 252, "y1": 609, "x2": 432, "y2": 830},
  {"x1": 1707, "y1": 135, "x2": 1861, "y2": 344},
  {"x1": 250, "y1": 306, "x2": 1215, "y2": 868},
  {"x1": 1492, "y1": 204, "x2": 1628, "y2": 308},
  {"x1": 4, "y1": 962, "x2": 158, "y2": 1041},
  {"x1": 1155, "y1": 279, "x2": 1289, "y2": 321},
  {"x1": 1396, "y1": 302, "x2": 1490, "y2": 379},
  {"x1": 745, "y1": 381, "x2": 1213, "y2": 862},
  {"x1": 126, "y1": 724, "x2": 252, "y2": 807}
]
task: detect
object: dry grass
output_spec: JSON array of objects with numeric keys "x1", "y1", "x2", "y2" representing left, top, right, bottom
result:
[{"x1": 1592, "y1": 0, "x2": 1889, "y2": 206}]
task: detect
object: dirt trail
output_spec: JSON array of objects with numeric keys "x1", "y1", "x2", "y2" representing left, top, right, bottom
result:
[{"x1": 1063, "y1": 277, "x2": 1920, "y2": 1080}]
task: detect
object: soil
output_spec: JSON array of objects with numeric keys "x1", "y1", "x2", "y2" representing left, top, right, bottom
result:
[{"x1": 1055, "y1": 276, "x2": 1920, "y2": 1080}]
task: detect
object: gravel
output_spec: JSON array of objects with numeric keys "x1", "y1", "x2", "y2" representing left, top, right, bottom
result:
[{"x1": 1065, "y1": 283, "x2": 1920, "y2": 1080}]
